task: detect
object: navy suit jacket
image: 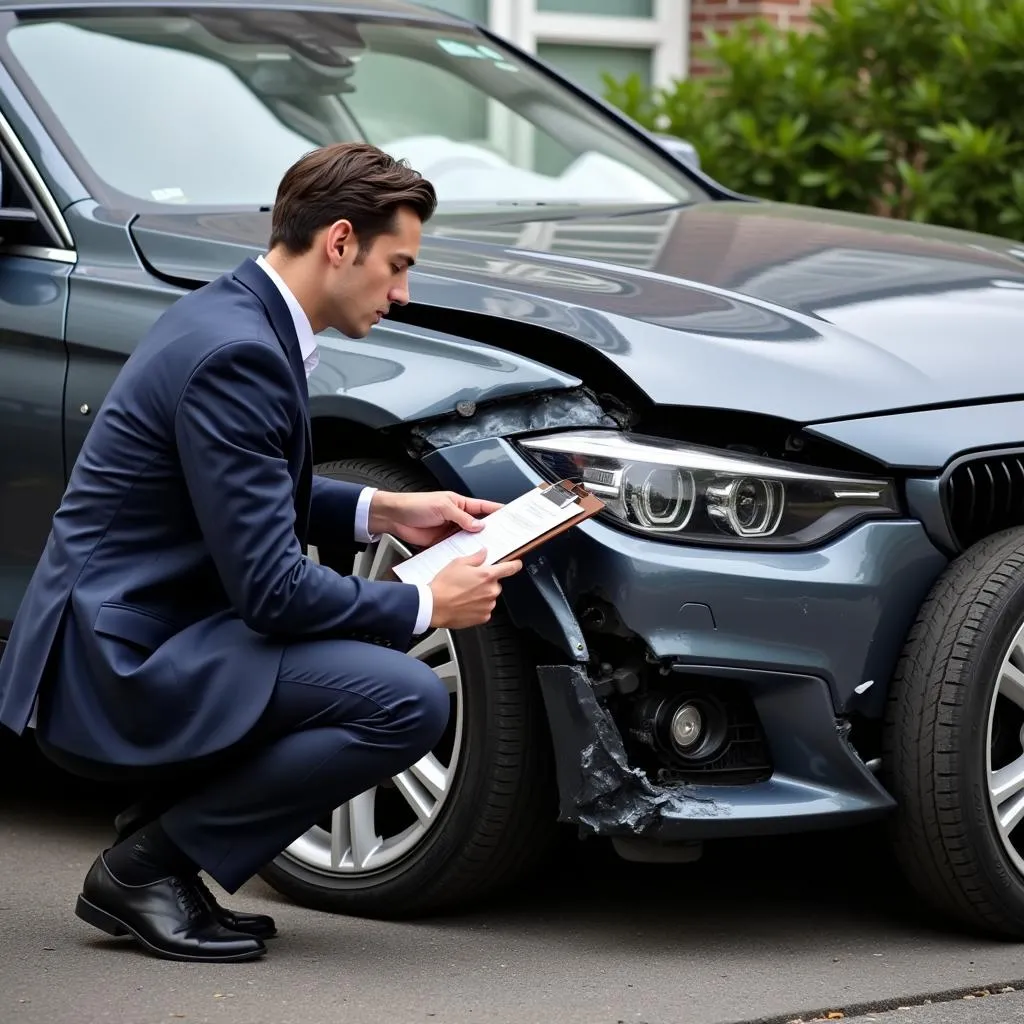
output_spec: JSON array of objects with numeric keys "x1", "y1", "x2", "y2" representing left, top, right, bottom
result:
[{"x1": 0, "y1": 258, "x2": 419, "y2": 765}]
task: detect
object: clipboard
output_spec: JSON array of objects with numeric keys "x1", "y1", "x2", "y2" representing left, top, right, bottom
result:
[
  {"x1": 391, "y1": 479, "x2": 605, "y2": 585},
  {"x1": 498, "y1": 479, "x2": 605, "y2": 562}
]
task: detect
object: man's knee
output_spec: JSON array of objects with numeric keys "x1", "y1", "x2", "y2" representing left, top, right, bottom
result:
[{"x1": 387, "y1": 656, "x2": 449, "y2": 755}]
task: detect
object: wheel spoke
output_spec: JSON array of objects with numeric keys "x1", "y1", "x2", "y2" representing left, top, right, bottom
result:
[
  {"x1": 366, "y1": 535, "x2": 408, "y2": 583},
  {"x1": 998, "y1": 790, "x2": 1024, "y2": 838},
  {"x1": 991, "y1": 753, "x2": 1024, "y2": 805},
  {"x1": 330, "y1": 803, "x2": 350, "y2": 870},
  {"x1": 991, "y1": 733, "x2": 1024, "y2": 836},
  {"x1": 998, "y1": 660, "x2": 1024, "y2": 711},
  {"x1": 348, "y1": 789, "x2": 380, "y2": 869},
  {"x1": 407, "y1": 628, "x2": 448, "y2": 662},
  {"x1": 392, "y1": 770, "x2": 436, "y2": 824},
  {"x1": 434, "y1": 659, "x2": 459, "y2": 693},
  {"x1": 409, "y1": 751, "x2": 448, "y2": 801},
  {"x1": 351, "y1": 546, "x2": 374, "y2": 577}
]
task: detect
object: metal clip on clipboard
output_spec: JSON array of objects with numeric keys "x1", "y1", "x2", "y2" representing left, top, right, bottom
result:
[
  {"x1": 539, "y1": 482, "x2": 580, "y2": 509},
  {"x1": 498, "y1": 479, "x2": 605, "y2": 562}
]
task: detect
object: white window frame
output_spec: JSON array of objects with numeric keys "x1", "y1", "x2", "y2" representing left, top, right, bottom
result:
[{"x1": 488, "y1": 0, "x2": 687, "y2": 90}]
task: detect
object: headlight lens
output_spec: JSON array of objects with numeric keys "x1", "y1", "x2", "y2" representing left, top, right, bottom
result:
[{"x1": 518, "y1": 430, "x2": 900, "y2": 548}]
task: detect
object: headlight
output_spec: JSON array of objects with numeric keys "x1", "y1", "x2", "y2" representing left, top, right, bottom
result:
[{"x1": 518, "y1": 430, "x2": 900, "y2": 548}]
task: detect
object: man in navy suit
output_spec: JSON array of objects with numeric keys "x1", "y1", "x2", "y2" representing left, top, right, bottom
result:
[{"x1": 0, "y1": 142, "x2": 521, "y2": 963}]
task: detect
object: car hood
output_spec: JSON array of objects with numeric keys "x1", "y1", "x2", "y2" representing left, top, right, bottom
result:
[{"x1": 128, "y1": 199, "x2": 1024, "y2": 424}]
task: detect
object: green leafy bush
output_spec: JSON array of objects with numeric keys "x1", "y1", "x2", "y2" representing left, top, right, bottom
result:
[{"x1": 603, "y1": 0, "x2": 1024, "y2": 240}]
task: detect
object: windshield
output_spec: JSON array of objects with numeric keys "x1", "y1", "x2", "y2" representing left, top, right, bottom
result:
[{"x1": 3, "y1": 7, "x2": 702, "y2": 210}]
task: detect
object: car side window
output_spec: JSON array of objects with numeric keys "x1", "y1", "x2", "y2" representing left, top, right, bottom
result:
[{"x1": 0, "y1": 147, "x2": 63, "y2": 251}]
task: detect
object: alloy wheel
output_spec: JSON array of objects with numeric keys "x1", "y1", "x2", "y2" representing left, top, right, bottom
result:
[
  {"x1": 281, "y1": 536, "x2": 464, "y2": 875},
  {"x1": 987, "y1": 619, "x2": 1024, "y2": 876}
]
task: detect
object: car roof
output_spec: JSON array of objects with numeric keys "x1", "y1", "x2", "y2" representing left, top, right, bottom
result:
[{"x1": 0, "y1": 0, "x2": 465, "y2": 23}]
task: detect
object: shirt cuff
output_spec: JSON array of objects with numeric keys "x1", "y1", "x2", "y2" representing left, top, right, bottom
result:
[
  {"x1": 413, "y1": 583, "x2": 433, "y2": 636},
  {"x1": 354, "y1": 486, "x2": 378, "y2": 544}
]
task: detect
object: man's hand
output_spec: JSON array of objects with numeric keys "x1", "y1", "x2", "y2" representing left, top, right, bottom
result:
[
  {"x1": 428, "y1": 550, "x2": 523, "y2": 629},
  {"x1": 368, "y1": 489, "x2": 502, "y2": 549}
]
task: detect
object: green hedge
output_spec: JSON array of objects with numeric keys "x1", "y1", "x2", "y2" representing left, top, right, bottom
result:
[{"x1": 602, "y1": 0, "x2": 1024, "y2": 241}]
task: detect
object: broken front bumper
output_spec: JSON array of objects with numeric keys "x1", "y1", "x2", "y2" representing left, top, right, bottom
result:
[
  {"x1": 537, "y1": 664, "x2": 892, "y2": 839},
  {"x1": 424, "y1": 436, "x2": 949, "y2": 841}
]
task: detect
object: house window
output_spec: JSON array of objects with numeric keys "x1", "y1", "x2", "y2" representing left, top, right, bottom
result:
[
  {"x1": 485, "y1": 0, "x2": 685, "y2": 91},
  {"x1": 430, "y1": 0, "x2": 489, "y2": 21},
  {"x1": 536, "y1": 42, "x2": 652, "y2": 97},
  {"x1": 538, "y1": 0, "x2": 654, "y2": 14}
]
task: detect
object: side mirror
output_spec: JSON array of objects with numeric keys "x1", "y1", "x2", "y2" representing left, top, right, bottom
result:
[{"x1": 654, "y1": 134, "x2": 701, "y2": 170}]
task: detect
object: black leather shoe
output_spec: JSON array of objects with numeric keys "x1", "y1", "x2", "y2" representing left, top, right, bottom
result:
[
  {"x1": 112, "y1": 809, "x2": 277, "y2": 939},
  {"x1": 75, "y1": 853, "x2": 266, "y2": 963},
  {"x1": 193, "y1": 875, "x2": 277, "y2": 940}
]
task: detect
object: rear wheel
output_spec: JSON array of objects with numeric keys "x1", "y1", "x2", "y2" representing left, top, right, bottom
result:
[
  {"x1": 883, "y1": 527, "x2": 1024, "y2": 938},
  {"x1": 257, "y1": 458, "x2": 558, "y2": 918}
]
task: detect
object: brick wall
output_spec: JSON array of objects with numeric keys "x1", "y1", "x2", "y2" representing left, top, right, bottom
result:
[{"x1": 688, "y1": 0, "x2": 829, "y2": 75}]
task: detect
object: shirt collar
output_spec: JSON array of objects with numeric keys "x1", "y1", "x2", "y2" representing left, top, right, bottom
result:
[{"x1": 255, "y1": 254, "x2": 319, "y2": 377}]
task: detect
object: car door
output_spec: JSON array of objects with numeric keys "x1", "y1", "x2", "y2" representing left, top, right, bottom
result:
[{"x1": 0, "y1": 125, "x2": 72, "y2": 634}]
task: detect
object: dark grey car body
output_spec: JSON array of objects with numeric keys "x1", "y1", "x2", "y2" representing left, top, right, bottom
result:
[{"x1": 4, "y1": 0, "x2": 1024, "y2": 863}]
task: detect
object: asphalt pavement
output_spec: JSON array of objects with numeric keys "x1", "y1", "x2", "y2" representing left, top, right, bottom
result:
[
  {"x1": 838, "y1": 992, "x2": 1023, "y2": 1024},
  {"x1": 3, "y1": 735, "x2": 1024, "y2": 1024}
]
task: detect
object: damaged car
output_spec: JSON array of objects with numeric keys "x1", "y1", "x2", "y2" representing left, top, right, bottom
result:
[{"x1": 5, "y1": 0, "x2": 1024, "y2": 939}]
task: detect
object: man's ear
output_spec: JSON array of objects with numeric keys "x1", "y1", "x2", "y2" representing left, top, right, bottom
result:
[{"x1": 325, "y1": 219, "x2": 355, "y2": 265}]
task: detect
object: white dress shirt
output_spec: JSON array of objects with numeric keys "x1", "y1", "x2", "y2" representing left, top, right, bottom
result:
[{"x1": 254, "y1": 255, "x2": 432, "y2": 635}]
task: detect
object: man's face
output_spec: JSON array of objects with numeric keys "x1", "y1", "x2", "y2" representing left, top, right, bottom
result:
[{"x1": 322, "y1": 206, "x2": 422, "y2": 338}]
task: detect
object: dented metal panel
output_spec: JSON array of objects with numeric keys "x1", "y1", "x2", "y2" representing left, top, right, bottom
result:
[
  {"x1": 412, "y1": 388, "x2": 618, "y2": 450},
  {"x1": 308, "y1": 321, "x2": 583, "y2": 428},
  {"x1": 129, "y1": 202, "x2": 1024, "y2": 426}
]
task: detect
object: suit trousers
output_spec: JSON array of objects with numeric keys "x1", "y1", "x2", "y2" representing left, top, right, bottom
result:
[{"x1": 37, "y1": 639, "x2": 450, "y2": 893}]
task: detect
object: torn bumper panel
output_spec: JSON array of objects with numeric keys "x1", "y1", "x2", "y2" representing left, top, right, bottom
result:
[{"x1": 537, "y1": 664, "x2": 894, "y2": 839}]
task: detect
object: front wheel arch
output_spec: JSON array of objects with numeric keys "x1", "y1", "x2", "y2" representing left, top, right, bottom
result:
[{"x1": 310, "y1": 412, "x2": 412, "y2": 469}]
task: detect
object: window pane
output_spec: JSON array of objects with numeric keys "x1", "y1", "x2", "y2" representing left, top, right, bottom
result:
[
  {"x1": 8, "y1": 22, "x2": 315, "y2": 205},
  {"x1": 344, "y1": 50, "x2": 489, "y2": 144},
  {"x1": 538, "y1": 0, "x2": 653, "y2": 15},
  {"x1": 8, "y1": 13, "x2": 696, "y2": 208},
  {"x1": 427, "y1": 0, "x2": 488, "y2": 21},
  {"x1": 537, "y1": 42, "x2": 652, "y2": 96}
]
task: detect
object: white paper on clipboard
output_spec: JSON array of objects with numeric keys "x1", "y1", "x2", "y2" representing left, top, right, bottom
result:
[{"x1": 392, "y1": 486, "x2": 581, "y2": 586}]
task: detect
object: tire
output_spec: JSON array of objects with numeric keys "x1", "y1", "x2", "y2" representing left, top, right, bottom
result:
[
  {"x1": 882, "y1": 526, "x2": 1024, "y2": 939},
  {"x1": 257, "y1": 457, "x2": 558, "y2": 918}
]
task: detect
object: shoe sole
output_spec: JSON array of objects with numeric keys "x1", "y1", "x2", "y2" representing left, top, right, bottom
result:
[{"x1": 75, "y1": 895, "x2": 267, "y2": 963}]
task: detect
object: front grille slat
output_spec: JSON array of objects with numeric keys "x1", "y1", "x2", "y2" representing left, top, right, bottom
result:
[
  {"x1": 944, "y1": 453, "x2": 1024, "y2": 549},
  {"x1": 983, "y1": 462, "x2": 997, "y2": 534}
]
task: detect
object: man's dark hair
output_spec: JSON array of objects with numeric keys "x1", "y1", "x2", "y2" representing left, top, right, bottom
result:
[{"x1": 269, "y1": 142, "x2": 437, "y2": 258}]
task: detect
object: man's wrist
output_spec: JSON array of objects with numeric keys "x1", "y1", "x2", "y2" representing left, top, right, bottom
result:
[{"x1": 366, "y1": 489, "x2": 401, "y2": 537}]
